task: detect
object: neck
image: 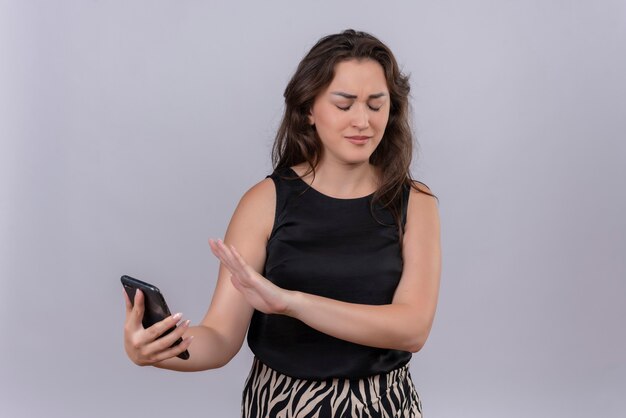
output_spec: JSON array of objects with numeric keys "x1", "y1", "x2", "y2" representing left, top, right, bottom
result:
[{"x1": 295, "y1": 160, "x2": 379, "y2": 199}]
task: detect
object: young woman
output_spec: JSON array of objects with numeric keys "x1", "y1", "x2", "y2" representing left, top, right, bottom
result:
[{"x1": 123, "y1": 29, "x2": 441, "y2": 418}]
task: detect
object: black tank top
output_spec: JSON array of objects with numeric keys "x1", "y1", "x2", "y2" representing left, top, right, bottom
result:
[{"x1": 247, "y1": 167, "x2": 412, "y2": 379}]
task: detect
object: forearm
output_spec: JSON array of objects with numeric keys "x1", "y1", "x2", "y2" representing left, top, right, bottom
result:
[
  {"x1": 210, "y1": 240, "x2": 437, "y2": 353},
  {"x1": 153, "y1": 324, "x2": 237, "y2": 372},
  {"x1": 286, "y1": 292, "x2": 431, "y2": 353}
]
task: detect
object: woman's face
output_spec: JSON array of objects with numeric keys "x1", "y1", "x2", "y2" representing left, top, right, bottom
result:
[{"x1": 309, "y1": 59, "x2": 390, "y2": 166}]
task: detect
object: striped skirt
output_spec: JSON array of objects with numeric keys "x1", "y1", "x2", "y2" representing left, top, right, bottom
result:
[{"x1": 241, "y1": 358, "x2": 423, "y2": 418}]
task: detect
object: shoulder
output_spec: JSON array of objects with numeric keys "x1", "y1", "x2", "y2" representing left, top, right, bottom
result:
[
  {"x1": 409, "y1": 180, "x2": 435, "y2": 197},
  {"x1": 229, "y1": 177, "x2": 276, "y2": 241},
  {"x1": 405, "y1": 181, "x2": 439, "y2": 229},
  {"x1": 240, "y1": 177, "x2": 276, "y2": 205},
  {"x1": 408, "y1": 181, "x2": 437, "y2": 205}
]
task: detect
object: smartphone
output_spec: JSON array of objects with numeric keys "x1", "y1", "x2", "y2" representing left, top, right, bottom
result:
[{"x1": 121, "y1": 275, "x2": 190, "y2": 360}]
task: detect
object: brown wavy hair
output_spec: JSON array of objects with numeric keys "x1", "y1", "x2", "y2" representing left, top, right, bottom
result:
[{"x1": 272, "y1": 29, "x2": 433, "y2": 237}]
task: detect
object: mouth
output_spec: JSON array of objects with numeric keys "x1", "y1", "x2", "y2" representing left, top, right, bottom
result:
[{"x1": 345, "y1": 136, "x2": 371, "y2": 145}]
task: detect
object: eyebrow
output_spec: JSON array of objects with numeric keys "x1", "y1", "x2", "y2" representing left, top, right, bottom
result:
[{"x1": 330, "y1": 91, "x2": 387, "y2": 99}]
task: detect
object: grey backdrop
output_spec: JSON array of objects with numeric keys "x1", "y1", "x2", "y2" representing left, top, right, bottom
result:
[{"x1": 1, "y1": 1, "x2": 624, "y2": 417}]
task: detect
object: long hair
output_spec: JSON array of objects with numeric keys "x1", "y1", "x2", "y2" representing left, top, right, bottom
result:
[{"x1": 272, "y1": 29, "x2": 432, "y2": 239}]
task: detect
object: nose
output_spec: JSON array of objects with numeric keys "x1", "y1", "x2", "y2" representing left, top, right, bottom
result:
[{"x1": 351, "y1": 103, "x2": 370, "y2": 130}]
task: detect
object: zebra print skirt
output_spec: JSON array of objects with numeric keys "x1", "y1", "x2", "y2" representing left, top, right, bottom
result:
[{"x1": 241, "y1": 358, "x2": 422, "y2": 418}]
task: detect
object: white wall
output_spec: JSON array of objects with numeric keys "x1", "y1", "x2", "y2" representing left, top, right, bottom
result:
[{"x1": 1, "y1": 1, "x2": 624, "y2": 417}]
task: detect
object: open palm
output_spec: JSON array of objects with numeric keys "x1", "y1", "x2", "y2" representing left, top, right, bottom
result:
[{"x1": 209, "y1": 239, "x2": 290, "y2": 315}]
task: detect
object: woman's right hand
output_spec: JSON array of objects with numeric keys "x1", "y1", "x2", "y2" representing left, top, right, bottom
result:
[{"x1": 123, "y1": 289, "x2": 194, "y2": 366}]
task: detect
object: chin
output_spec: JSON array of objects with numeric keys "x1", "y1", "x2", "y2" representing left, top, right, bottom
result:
[{"x1": 341, "y1": 155, "x2": 375, "y2": 165}]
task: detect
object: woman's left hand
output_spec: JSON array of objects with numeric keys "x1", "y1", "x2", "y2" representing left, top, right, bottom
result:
[{"x1": 209, "y1": 239, "x2": 291, "y2": 315}]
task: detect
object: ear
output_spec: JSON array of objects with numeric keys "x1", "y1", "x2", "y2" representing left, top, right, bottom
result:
[{"x1": 308, "y1": 109, "x2": 315, "y2": 126}]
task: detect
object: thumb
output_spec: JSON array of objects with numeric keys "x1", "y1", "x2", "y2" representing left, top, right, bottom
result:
[
  {"x1": 131, "y1": 289, "x2": 145, "y2": 327},
  {"x1": 123, "y1": 288, "x2": 133, "y2": 314}
]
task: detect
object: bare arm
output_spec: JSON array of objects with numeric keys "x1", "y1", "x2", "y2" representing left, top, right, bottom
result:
[
  {"x1": 211, "y1": 187, "x2": 441, "y2": 353},
  {"x1": 123, "y1": 179, "x2": 275, "y2": 371}
]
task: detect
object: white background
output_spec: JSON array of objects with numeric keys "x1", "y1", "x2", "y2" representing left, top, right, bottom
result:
[{"x1": 1, "y1": 1, "x2": 625, "y2": 417}]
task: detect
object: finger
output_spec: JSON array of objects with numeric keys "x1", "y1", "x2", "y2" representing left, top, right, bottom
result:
[
  {"x1": 218, "y1": 240, "x2": 243, "y2": 272},
  {"x1": 209, "y1": 239, "x2": 231, "y2": 267},
  {"x1": 123, "y1": 289, "x2": 133, "y2": 314},
  {"x1": 146, "y1": 319, "x2": 190, "y2": 353},
  {"x1": 142, "y1": 319, "x2": 192, "y2": 363},
  {"x1": 208, "y1": 238, "x2": 219, "y2": 255},
  {"x1": 142, "y1": 312, "x2": 184, "y2": 342},
  {"x1": 150, "y1": 335, "x2": 195, "y2": 364},
  {"x1": 129, "y1": 314, "x2": 185, "y2": 358},
  {"x1": 132, "y1": 289, "x2": 145, "y2": 327},
  {"x1": 228, "y1": 246, "x2": 253, "y2": 281},
  {"x1": 210, "y1": 238, "x2": 228, "y2": 255},
  {"x1": 213, "y1": 240, "x2": 241, "y2": 274},
  {"x1": 230, "y1": 245, "x2": 248, "y2": 267},
  {"x1": 230, "y1": 275, "x2": 243, "y2": 292},
  {"x1": 215, "y1": 239, "x2": 233, "y2": 262}
]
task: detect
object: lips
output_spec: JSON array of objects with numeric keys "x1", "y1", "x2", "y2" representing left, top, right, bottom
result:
[{"x1": 345, "y1": 136, "x2": 371, "y2": 144}]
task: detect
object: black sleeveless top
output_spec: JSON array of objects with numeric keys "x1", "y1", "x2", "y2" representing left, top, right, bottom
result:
[{"x1": 247, "y1": 167, "x2": 412, "y2": 379}]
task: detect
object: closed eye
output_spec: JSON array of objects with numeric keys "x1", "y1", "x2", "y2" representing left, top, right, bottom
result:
[{"x1": 336, "y1": 104, "x2": 382, "y2": 111}]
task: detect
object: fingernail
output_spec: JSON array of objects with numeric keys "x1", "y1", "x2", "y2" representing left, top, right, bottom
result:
[
  {"x1": 183, "y1": 319, "x2": 191, "y2": 327},
  {"x1": 173, "y1": 313, "x2": 182, "y2": 320}
]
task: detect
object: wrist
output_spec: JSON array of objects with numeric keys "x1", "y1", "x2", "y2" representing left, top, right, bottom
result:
[{"x1": 283, "y1": 290, "x2": 304, "y2": 318}]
